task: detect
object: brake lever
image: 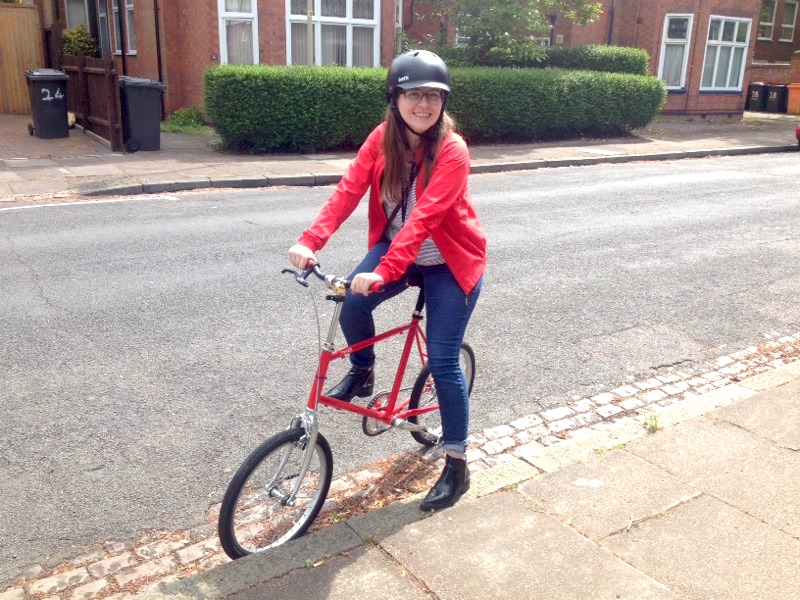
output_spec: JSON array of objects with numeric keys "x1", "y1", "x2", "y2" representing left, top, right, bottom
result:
[{"x1": 281, "y1": 267, "x2": 310, "y2": 287}]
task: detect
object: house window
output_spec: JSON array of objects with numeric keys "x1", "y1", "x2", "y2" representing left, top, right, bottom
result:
[
  {"x1": 219, "y1": 0, "x2": 259, "y2": 65},
  {"x1": 759, "y1": 0, "x2": 777, "y2": 39},
  {"x1": 658, "y1": 14, "x2": 693, "y2": 90},
  {"x1": 65, "y1": 0, "x2": 88, "y2": 28},
  {"x1": 781, "y1": 0, "x2": 798, "y2": 41},
  {"x1": 112, "y1": 0, "x2": 137, "y2": 54},
  {"x1": 286, "y1": 0, "x2": 379, "y2": 67},
  {"x1": 701, "y1": 17, "x2": 751, "y2": 91},
  {"x1": 98, "y1": 1, "x2": 111, "y2": 57}
]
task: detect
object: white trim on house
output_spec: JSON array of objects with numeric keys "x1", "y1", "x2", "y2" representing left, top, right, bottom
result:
[
  {"x1": 218, "y1": 0, "x2": 260, "y2": 65},
  {"x1": 285, "y1": 0, "x2": 380, "y2": 67},
  {"x1": 780, "y1": 0, "x2": 798, "y2": 42},
  {"x1": 758, "y1": 0, "x2": 777, "y2": 39},
  {"x1": 699, "y1": 16, "x2": 751, "y2": 92},
  {"x1": 657, "y1": 13, "x2": 694, "y2": 90}
]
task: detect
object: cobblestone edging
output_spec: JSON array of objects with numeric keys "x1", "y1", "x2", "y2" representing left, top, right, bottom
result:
[{"x1": 3, "y1": 330, "x2": 799, "y2": 600}]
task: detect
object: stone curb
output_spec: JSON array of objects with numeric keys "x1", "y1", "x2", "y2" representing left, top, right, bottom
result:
[
  {"x1": 71, "y1": 144, "x2": 799, "y2": 198},
  {"x1": 134, "y1": 335, "x2": 800, "y2": 600}
]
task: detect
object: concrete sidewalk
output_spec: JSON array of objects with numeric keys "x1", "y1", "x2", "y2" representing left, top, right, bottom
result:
[
  {"x1": 1, "y1": 111, "x2": 798, "y2": 202},
  {"x1": 138, "y1": 362, "x2": 800, "y2": 600}
]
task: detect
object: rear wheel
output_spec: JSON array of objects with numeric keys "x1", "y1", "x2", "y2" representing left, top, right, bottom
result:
[
  {"x1": 408, "y1": 342, "x2": 476, "y2": 446},
  {"x1": 218, "y1": 427, "x2": 333, "y2": 559}
]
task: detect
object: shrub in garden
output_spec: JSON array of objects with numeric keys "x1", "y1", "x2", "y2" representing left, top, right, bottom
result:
[{"x1": 204, "y1": 63, "x2": 666, "y2": 153}]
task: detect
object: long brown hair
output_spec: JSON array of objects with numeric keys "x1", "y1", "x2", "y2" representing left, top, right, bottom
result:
[{"x1": 381, "y1": 106, "x2": 456, "y2": 203}]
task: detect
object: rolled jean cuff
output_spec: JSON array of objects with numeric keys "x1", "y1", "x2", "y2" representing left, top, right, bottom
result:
[{"x1": 442, "y1": 440, "x2": 467, "y2": 455}]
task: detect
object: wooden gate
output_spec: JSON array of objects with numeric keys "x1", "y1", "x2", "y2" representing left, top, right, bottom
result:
[
  {"x1": 60, "y1": 54, "x2": 123, "y2": 152},
  {"x1": 0, "y1": 4, "x2": 46, "y2": 115}
]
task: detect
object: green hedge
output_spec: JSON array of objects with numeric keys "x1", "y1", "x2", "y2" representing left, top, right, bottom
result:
[
  {"x1": 439, "y1": 44, "x2": 649, "y2": 75},
  {"x1": 543, "y1": 45, "x2": 650, "y2": 76},
  {"x1": 204, "y1": 65, "x2": 386, "y2": 153},
  {"x1": 448, "y1": 67, "x2": 665, "y2": 142},
  {"x1": 204, "y1": 65, "x2": 665, "y2": 153}
]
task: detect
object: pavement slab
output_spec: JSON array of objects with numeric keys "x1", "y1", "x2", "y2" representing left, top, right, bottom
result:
[
  {"x1": 379, "y1": 491, "x2": 678, "y2": 600},
  {"x1": 225, "y1": 545, "x2": 430, "y2": 600},
  {"x1": 518, "y1": 449, "x2": 699, "y2": 539},
  {"x1": 603, "y1": 494, "x2": 800, "y2": 600},
  {"x1": 716, "y1": 377, "x2": 800, "y2": 450},
  {"x1": 627, "y1": 415, "x2": 800, "y2": 538}
]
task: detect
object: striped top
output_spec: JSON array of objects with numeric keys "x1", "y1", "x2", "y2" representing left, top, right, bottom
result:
[{"x1": 383, "y1": 168, "x2": 445, "y2": 266}]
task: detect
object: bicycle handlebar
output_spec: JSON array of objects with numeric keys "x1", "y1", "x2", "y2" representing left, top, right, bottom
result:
[{"x1": 281, "y1": 261, "x2": 384, "y2": 295}]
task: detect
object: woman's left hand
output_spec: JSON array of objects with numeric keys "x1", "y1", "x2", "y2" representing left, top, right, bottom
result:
[{"x1": 350, "y1": 272, "x2": 384, "y2": 296}]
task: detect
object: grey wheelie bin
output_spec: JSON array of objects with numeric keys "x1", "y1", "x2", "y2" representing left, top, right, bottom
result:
[
  {"x1": 119, "y1": 76, "x2": 165, "y2": 152},
  {"x1": 26, "y1": 69, "x2": 70, "y2": 139}
]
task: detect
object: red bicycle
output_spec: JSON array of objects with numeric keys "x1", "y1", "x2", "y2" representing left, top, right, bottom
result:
[{"x1": 218, "y1": 262, "x2": 475, "y2": 559}]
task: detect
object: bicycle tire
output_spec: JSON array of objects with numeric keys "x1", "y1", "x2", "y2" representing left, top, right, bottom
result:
[
  {"x1": 218, "y1": 427, "x2": 333, "y2": 559},
  {"x1": 408, "y1": 342, "x2": 476, "y2": 446}
]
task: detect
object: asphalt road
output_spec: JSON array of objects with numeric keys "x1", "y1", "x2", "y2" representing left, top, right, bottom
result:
[{"x1": 1, "y1": 153, "x2": 799, "y2": 582}]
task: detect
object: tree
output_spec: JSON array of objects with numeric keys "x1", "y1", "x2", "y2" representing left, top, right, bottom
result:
[{"x1": 423, "y1": 0, "x2": 602, "y2": 62}]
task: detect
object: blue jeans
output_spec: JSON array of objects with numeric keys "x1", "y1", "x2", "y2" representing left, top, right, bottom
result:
[{"x1": 339, "y1": 241, "x2": 483, "y2": 454}]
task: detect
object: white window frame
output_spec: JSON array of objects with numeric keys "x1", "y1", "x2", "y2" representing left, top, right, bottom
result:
[
  {"x1": 112, "y1": 0, "x2": 137, "y2": 55},
  {"x1": 759, "y1": 0, "x2": 777, "y2": 39},
  {"x1": 780, "y1": 0, "x2": 798, "y2": 41},
  {"x1": 286, "y1": 0, "x2": 380, "y2": 67},
  {"x1": 657, "y1": 14, "x2": 693, "y2": 91},
  {"x1": 700, "y1": 16, "x2": 751, "y2": 92},
  {"x1": 218, "y1": 0, "x2": 259, "y2": 65}
]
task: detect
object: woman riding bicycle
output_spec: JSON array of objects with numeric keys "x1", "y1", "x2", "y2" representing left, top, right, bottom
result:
[{"x1": 288, "y1": 50, "x2": 487, "y2": 511}]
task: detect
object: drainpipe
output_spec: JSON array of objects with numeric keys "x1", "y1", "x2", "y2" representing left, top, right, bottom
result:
[
  {"x1": 607, "y1": 0, "x2": 616, "y2": 45},
  {"x1": 396, "y1": 0, "x2": 403, "y2": 55},
  {"x1": 153, "y1": 0, "x2": 164, "y2": 116},
  {"x1": 119, "y1": 0, "x2": 128, "y2": 75}
]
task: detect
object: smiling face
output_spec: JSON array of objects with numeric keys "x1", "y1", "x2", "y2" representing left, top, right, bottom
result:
[{"x1": 396, "y1": 87, "x2": 444, "y2": 140}]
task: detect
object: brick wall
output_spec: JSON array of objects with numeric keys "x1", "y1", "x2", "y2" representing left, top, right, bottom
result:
[
  {"x1": 754, "y1": 0, "x2": 800, "y2": 63},
  {"x1": 564, "y1": 0, "x2": 765, "y2": 117}
]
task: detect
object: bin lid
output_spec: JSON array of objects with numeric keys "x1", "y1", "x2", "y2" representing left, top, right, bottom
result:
[
  {"x1": 119, "y1": 76, "x2": 165, "y2": 90},
  {"x1": 25, "y1": 68, "x2": 69, "y2": 81}
]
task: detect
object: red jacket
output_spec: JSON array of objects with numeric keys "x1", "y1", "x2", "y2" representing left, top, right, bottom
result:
[{"x1": 298, "y1": 122, "x2": 487, "y2": 294}]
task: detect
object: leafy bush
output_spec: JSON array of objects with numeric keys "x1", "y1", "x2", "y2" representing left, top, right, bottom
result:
[
  {"x1": 543, "y1": 45, "x2": 650, "y2": 76},
  {"x1": 204, "y1": 65, "x2": 386, "y2": 153},
  {"x1": 204, "y1": 64, "x2": 666, "y2": 153},
  {"x1": 447, "y1": 67, "x2": 666, "y2": 143},
  {"x1": 62, "y1": 25, "x2": 101, "y2": 58},
  {"x1": 438, "y1": 43, "x2": 648, "y2": 75}
]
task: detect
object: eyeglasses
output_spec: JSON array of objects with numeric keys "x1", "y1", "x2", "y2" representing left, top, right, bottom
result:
[{"x1": 402, "y1": 90, "x2": 444, "y2": 104}]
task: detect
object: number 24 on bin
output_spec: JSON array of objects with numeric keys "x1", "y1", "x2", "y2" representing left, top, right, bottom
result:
[{"x1": 40, "y1": 88, "x2": 65, "y2": 102}]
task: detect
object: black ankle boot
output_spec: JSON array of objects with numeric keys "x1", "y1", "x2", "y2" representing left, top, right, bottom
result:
[
  {"x1": 420, "y1": 455, "x2": 470, "y2": 512},
  {"x1": 325, "y1": 365, "x2": 374, "y2": 402}
]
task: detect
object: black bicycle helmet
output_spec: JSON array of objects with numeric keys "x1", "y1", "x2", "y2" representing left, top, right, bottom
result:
[{"x1": 386, "y1": 50, "x2": 451, "y2": 103}]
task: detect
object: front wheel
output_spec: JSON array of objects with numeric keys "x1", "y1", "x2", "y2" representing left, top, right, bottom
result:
[
  {"x1": 218, "y1": 427, "x2": 333, "y2": 559},
  {"x1": 408, "y1": 342, "x2": 476, "y2": 446}
]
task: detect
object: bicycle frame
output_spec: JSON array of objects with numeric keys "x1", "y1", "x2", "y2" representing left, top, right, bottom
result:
[
  {"x1": 281, "y1": 264, "x2": 440, "y2": 506},
  {"x1": 307, "y1": 286, "x2": 438, "y2": 426}
]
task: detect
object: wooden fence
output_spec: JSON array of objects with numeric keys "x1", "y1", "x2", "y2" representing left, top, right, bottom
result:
[
  {"x1": 60, "y1": 54, "x2": 123, "y2": 151},
  {"x1": 0, "y1": 4, "x2": 46, "y2": 115}
]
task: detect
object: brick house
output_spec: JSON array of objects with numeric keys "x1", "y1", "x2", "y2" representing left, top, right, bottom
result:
[
  {"x1": 33, "y1": 0, "x2": 800, "y2": 117},
  {"x1": 555, "y1": 0, "x2": 800, "y2": 117},
  {"x1": 37, "y1": 0, "x2": 402, "y2": 113}
]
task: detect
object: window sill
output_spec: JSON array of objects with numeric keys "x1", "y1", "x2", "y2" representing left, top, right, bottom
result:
[
  {"x1": 667, "y1": 88, "x2": 687, "y2": 94},
  {"x1": 698, "y1": 89, "x2": 743, "y2": 94}
]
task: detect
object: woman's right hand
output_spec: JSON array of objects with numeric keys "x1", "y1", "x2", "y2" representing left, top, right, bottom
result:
[{"x1": 288, "y1": 244, "x2": 316, "y2": 270}]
